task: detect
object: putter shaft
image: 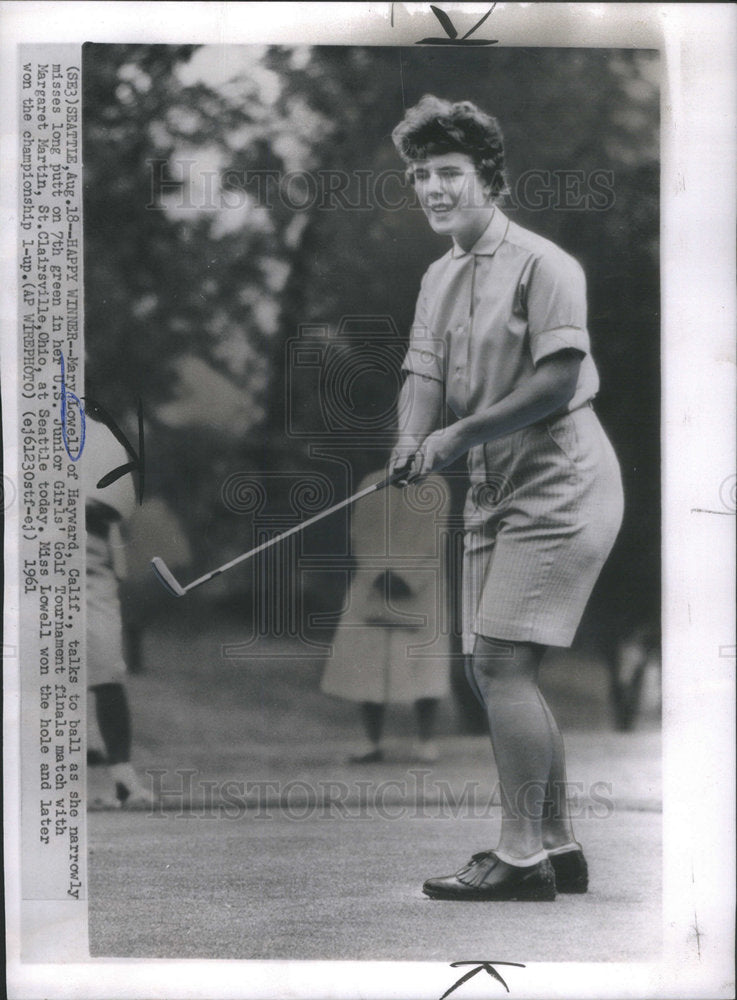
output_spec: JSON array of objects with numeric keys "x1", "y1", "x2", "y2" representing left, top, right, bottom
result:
[{"x1": 151, "y1": 461, "x2": 413, "y2": 596}]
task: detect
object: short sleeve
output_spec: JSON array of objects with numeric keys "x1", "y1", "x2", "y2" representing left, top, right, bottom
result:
[
  {"x1": 401, "y1": 271, "x2": 445, "y2": 383},
  {"x1": 525, "y1": 251, "x2": 591, "y2": 366}
]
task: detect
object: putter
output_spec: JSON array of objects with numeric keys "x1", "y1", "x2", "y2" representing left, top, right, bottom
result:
[{"x1": 151, "y1": 457, "x2": 417, "y2": 597}]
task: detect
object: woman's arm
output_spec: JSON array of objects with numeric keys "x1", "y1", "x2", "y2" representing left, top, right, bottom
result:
[
  {"x1": 389, "y1": 372, "x2": 444, "y2": 479},
  {"x1": 409, "y1": 349, "x2": 582, "y2": 479}
]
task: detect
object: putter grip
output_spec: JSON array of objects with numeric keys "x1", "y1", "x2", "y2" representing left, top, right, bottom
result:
[{"x1": 376, "y1": 454, "x2": 416, "y2": 491}]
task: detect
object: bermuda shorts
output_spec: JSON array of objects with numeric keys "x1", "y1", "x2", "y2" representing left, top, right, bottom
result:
[{"x1": 462, "y1": 404, "x2": 624, "y2": 652}]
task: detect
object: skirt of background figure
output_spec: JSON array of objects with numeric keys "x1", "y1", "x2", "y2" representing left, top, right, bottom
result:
[{"x1": 321, "y1": 471, "x2": 452, "y2": 763}]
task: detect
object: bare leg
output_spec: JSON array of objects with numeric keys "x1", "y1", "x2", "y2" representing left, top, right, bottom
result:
[
  {"x1": 90, "y1": 682, "x2": 131, "y2": 764},
  {"x1": 538, "y1": 693, "x2": 577, "y2": 850},
  {"x1": 467, "y1": 645, "x2": 576, "y2": 850},
  {"x1": 90, "y1": 681, "x2": 153, "y2": 805},
  {"x1": 360, "y1": 701, "x2": 385, "y2": 745},
  {"x1": 348, "y1": 702, "x2": 386, "y2": 763},
  {"x1": 471, "y1": 635, "x2": 551, "y2": 862},
  {"x1": 415, "y1": 698, "x2": 438, "y2": 741},
  {"x1": 412, "y1": 697, "x2": 440, "y2": 761}
]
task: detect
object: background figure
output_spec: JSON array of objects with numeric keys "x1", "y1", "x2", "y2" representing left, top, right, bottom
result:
[
  {"x1": 85, "y1": 413, "x2": 154, "y2": 807},
  {"x1": 321, "y1": 469, "x2": 451, "y2": 763}
]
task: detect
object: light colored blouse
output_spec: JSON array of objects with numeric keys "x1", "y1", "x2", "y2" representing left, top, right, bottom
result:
[{"x1": 401, "y1": 208, "x2": 599, "y2": 417}]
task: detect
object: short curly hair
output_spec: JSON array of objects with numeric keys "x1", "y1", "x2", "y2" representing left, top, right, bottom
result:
[{"x1": 392, "y1": 95, "x2": 507, "y2": 199}]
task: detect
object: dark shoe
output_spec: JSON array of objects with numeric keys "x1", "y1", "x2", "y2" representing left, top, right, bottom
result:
[
  {"x1": 549, "y1": 847, "x2": 588, "y2": 893},
  {"x1": 423, "y1": 851, "x2": 556, "y2": 901},
  {"x1": 348, "y1": 748, "x2": 384, "y2": 764}
]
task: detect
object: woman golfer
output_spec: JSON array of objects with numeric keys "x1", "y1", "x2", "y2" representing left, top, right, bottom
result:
[{"x1": 390, "y1": 96, "x2": 624, "y2": 901}]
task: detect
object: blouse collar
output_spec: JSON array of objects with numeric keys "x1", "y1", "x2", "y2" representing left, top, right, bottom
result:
[{"x1": 451, "y1": 208, "x2": 509, "y2": 259}]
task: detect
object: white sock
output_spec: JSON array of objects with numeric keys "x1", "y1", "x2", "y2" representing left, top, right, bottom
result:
[
  {"x1": 546, "y1": 841, "x2": 581, "y2": 857},
  {"x1": 494, "y1": 847, "x2": 549, "y2": 868}
]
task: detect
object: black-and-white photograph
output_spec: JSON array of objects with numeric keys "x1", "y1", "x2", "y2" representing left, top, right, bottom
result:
[
  {"x1": 80, "y1": 41, "x2": 662, "y2": 960},
  {"x1": 2, "y1": 5, "x2": 734, "y2": 999}
]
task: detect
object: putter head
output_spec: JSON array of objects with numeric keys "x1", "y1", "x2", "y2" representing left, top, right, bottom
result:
[{"x1": 150, "y1": 557, "x2": 186, "y2": 597}]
